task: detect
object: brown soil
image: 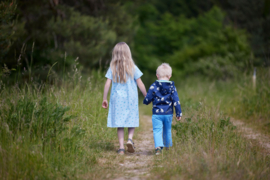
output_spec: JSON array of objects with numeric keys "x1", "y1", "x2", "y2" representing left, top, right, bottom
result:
[{"x1": 113, "y1": 115, "x2": 155, "y2": 180}]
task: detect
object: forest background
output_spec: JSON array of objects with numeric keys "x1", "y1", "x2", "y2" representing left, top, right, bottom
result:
[{"x1": 1, "y1": 0, "x2": 270, "y2": 82}]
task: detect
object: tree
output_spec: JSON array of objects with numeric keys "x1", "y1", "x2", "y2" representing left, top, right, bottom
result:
[
  {"x1": 0, "y1": 1, "x2": 17, "y2": 61},
  {"x1": 2, "y1": 0, "x2": 136, "y2": 72},
  {"x1": 134, "y1": 6, "x2": 252, "y2": 79},
  {"x1": 218, "y1": 0, "x2": 270, "y2": 66}
]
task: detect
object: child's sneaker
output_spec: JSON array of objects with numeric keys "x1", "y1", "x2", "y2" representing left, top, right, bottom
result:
[{"x1": 155, "y1": 147, "x2": 162, "y2": 155}]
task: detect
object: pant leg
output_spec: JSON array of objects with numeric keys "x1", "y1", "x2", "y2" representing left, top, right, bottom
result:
[
  {"x1": 152, "y1": 115, "x2": 164, "y2": 148},
  {"x1": 163, "y1": 115, "x2": 173, "y2": 147}
]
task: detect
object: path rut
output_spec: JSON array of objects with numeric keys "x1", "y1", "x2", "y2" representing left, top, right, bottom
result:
[{"x1": 231, "y1": 118, "x2": 270, "y2": 154}]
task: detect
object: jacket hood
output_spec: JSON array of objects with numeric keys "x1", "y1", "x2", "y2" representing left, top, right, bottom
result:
[{"x1": 155, "y1": 80, "x2": 175, "y2": 95}]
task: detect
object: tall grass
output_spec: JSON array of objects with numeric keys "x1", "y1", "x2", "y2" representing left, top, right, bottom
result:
[
  {"x1": 150, "y1": 99, "x2": 270, "y2": 179},
  {"x1": 140, "y1": 73, "x2": 270, "y2": 179},
  {"x1": 1, "y1": 54, "x2": 269, "y2": 179},
  {"x1": 0, "y1": 66, "x2": 117, "y2": 179},
  {"x1": 235, "y1": 68, "x2": 270, "y2": 132},
  {"x1": 172, "y1": 69, "x2": 270, "y2": 134}
]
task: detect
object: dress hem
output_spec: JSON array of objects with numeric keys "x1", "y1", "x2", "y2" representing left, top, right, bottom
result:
[{"x1": 107, "y1": 126, "x2": 139, "y2": 128}]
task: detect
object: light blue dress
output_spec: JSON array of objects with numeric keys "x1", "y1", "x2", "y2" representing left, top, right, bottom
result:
[{"x1": 105, "y1": 65, "x2": 143, "y2": 127}]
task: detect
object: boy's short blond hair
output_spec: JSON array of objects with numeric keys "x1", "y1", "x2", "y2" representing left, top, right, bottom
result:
[{"x1": 156, "y1": 63, "x2": 172, "y2": 78}]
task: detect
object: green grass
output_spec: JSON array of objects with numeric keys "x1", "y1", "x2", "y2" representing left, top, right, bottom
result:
[
  {"x1": 176, "y1": 69, "x2": 270, "y2": 134},
  {"x1": 148, "y1": 98, "x2": 270, "y2": 179},
  {"x1": 141, "y1": 69, "x2": 270, "y2": 179},
  {"x1": 0, "y1": 72, "x2": 119, "y2": 179},
  {"x1": 0, "y1": 66, "x2": 269, "y2": 179},
  {"x1": 143, "y1": 68, "x2": 270, "y2": 133}
]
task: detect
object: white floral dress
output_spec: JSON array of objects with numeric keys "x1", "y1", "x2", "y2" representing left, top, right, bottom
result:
[{"x1": 105, "y1": 66, "x2": 143, "y2": 127}]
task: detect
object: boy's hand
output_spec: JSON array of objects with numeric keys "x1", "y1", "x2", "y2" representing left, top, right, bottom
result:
[
  {"x1": 176, "y1": 116, "x2": 181, "y2": 121},
  {"x1": 102, "y1": 100, "x2": 108, "y2": 109}
]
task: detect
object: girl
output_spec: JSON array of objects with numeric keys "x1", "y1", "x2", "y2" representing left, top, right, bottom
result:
[{"x1": 102, "y1": 42, "x2": 147, "y2": 155}]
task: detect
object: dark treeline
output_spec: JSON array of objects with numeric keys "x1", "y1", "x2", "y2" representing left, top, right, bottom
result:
[{"x1": 1, "y1": 0, "x2": 270, "y2": 80}]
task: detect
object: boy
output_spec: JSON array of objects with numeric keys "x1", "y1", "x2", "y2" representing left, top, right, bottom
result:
[{"x1": 143, "y1": 63, "x2": 182, "y2": 155}]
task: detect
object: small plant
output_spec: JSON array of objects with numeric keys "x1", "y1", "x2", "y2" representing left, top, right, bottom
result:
[
  {"x1": 172, "y1": 116, "x2": 236, "y2": 141},
  {"x1": 172, "y1": 117, "x2": 201, "y2": 140},
  {"x1": 218, "y1": 117, "x2": 236, "y2": 131},
  {"x1": 2, "y1": 97, "x2": 74, "y2": 139}
]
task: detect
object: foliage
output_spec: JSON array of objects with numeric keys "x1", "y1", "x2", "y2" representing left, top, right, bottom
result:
[
  {"x1": 1, "y1": 0, "x2": 269, "y2": 81},
  {"x1": 2, "y1": 97, "x2": 74, "y2": 141},
  {"x1": 45, "y1": 8, "x2": 117, "y2": 67},
  {"x1": 0, "y1": 70, "x2": 116, "y2": 179},
  {"x1": 0, "y1": 1, "x2": 17, "y2": 60},
  {"x1": 152, "y1": 0, "x2": 214, "y2": 18},
  {"x1": 1, "y1": 0, "x2": 135, "y2": 73},
  {"x1": 218, "y1": 0, "x2": 270, "y2": 66},
  {"x1": 135, "y1": 6, "x2": 253, "y2": 79}
]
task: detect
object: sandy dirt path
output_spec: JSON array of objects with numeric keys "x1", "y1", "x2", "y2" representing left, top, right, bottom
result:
[
  {"x1": 231, "y1": 118, "x2": 270, "y2": 154},
  {"x1": 113, "y1": 115, "x2": 155, "y2": 180}
]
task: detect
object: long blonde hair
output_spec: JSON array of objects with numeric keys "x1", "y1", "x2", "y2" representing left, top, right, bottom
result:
[{"x1": 110, "y1": 42, "x2": 135, "y2": 83}]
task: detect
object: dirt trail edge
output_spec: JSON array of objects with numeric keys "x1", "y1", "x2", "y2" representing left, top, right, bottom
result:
[
  {"x1": 114, "y1": 115, "x2": 155, "y2": 180},
  {"x1": 231, "y1": 118, "x2": 270, "y2": 154}
]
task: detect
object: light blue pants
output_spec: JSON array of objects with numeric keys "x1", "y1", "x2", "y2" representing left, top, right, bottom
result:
[{"x1": 152, "y1": 114, "x2": 173, "y2": 148}]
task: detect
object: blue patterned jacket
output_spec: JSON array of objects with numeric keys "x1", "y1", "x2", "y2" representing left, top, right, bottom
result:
[{"x1": 143, "y1": 80, "x2": 182, "y2": 117}]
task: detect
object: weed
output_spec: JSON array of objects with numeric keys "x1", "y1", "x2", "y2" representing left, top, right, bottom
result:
[{"x1": 0, "y1": 68, "x2": 117, "y2": 179}]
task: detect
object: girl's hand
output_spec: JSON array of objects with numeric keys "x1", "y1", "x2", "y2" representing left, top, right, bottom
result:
[
  {"x1": 176, "y1": 116, "x2": 181, "y2": 121},
  {"x1": 102, "y1": 79, "x2": 111, "y2": 109},
  {"x1": 102, "y1": 100, "x2": 108, "y2": 109},
  {"x1": 136, "y1": 78, "x2": 147, "y2": 97}
]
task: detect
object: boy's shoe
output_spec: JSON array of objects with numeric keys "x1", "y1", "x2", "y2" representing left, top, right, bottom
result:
[
  {"x1": 155, "y1": 147, "x2": 162, "y2": 155},
  {"x1": 126, "y1": 138, "x2": 135, "y2": 153}
]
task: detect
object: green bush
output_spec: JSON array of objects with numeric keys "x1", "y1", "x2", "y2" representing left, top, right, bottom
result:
[
  {"x1": 1, "y1": 1, "x2": 135, "y2": 74},
  {"x1": 135, "y1": 6, "x2": 253, "y2": 79}
]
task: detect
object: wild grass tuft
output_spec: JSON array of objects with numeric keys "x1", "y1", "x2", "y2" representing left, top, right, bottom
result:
[
  {"x1": 0, "y1": 66, "x2": 117, "y2": 179},
  {"x1": 151, "y1": 98, "x2": 270, "y2": 179},
  {"x1": 145, "y1": 71, "x2": 270, "y2": 179}
]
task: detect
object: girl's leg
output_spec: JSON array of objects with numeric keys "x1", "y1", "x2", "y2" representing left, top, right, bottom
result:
[
  {"x1": 117, "y1": 128, "x2": 125, "y2": 149},
  {"x1": 126, "y1": 127, "x2": 136, "y2": 153},
  {"x1": 128, "y1": 127, "x2": 135, "y2": 142},
  {"x1": 163, "y1": 115, "x2": 173, "y2": 148}
]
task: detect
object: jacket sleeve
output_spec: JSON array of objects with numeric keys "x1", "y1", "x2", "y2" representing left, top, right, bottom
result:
[
  {"x1": 171, "y1": 85, "x2": 182, "y2": 117},
  {"x1": 143, "y1": 84, "x2": 155, "y2": 105}
]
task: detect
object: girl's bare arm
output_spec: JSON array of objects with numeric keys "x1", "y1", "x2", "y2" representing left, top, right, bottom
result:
[
  {"x1": 102, "y1": 79, "x2": 112, "y2": 108},
  {"x1": 136, "y1": 78, "x2": 147, "y2": 97}
]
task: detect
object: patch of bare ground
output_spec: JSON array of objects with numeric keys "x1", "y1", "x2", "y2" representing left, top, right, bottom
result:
[
  {"x1": 90, "y1": 115, "x2": 155, "y2": 180},
  {"x1": 112, "y1": 115, "x2": 155, "y2": 180},
  {"x1": 231, "y1": 118, "x2": 270, "y2": 154}
]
